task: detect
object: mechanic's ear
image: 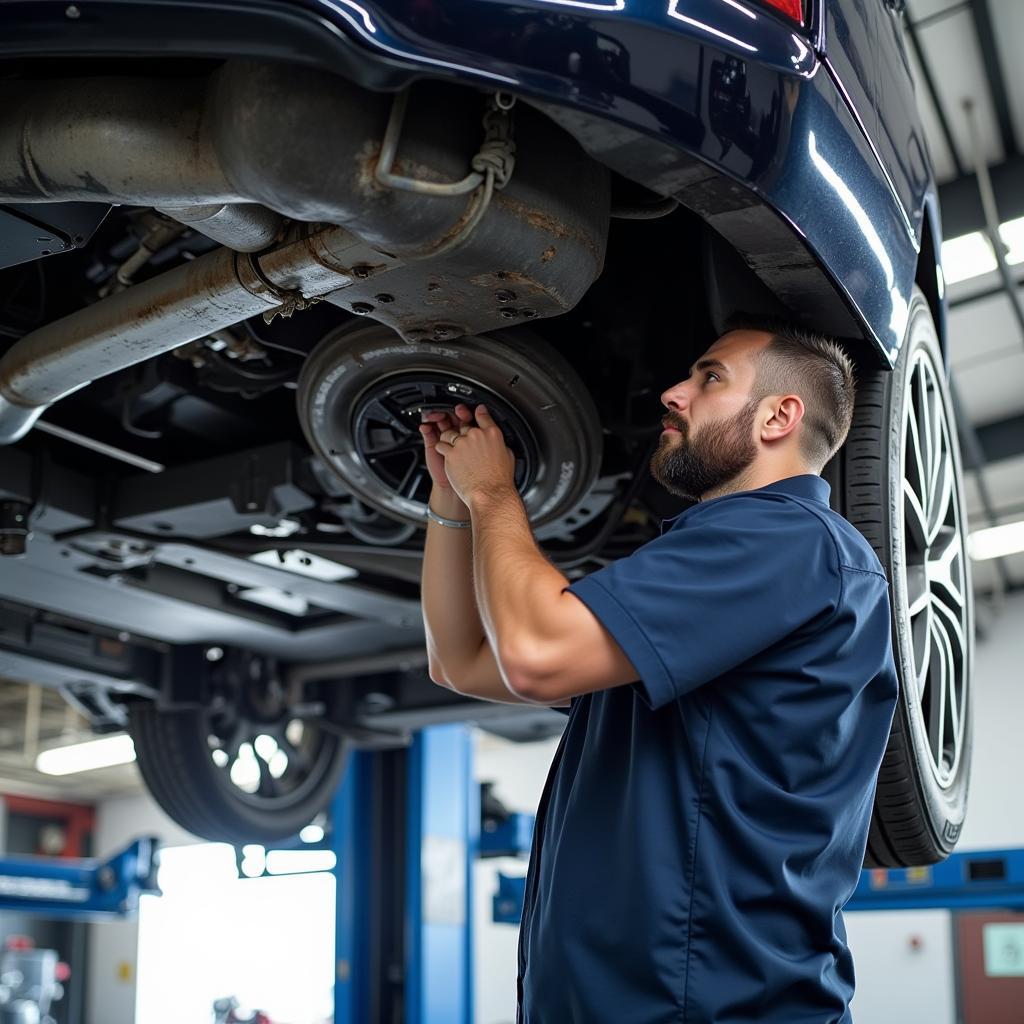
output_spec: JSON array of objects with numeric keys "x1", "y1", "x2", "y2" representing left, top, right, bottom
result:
[{"x1": 760, "y1": 394, "x2": 804, "y2": 443}]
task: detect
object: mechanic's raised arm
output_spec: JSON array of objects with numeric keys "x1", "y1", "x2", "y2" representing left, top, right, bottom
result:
[{"x1": 419, "y1": 407, "x2": 533, "y2": 704}]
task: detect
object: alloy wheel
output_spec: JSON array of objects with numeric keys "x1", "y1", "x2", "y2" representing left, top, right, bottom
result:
[{"x1": 897, "y1": 347, "x2": 969, "y2": 788}]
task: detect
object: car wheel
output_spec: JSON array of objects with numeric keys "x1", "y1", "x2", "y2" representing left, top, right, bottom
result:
[
  {"x1": 128, "y1": 663, "x2": 349, "y2": 844},
  {"x1": 838, "y1": 286, "x2": 973, "y2": 867},
  {"x1": 296, "y1": 322, "x2": 603, "y2": 529}
]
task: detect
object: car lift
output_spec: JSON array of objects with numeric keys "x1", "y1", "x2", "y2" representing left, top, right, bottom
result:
[{"x1": 0, "y1": 837, "x2": 161, "y2": 920}]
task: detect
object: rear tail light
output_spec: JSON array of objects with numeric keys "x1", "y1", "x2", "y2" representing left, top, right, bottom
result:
[{"x1": 759, "y1": 0, "x2": 804, "y2": 25}]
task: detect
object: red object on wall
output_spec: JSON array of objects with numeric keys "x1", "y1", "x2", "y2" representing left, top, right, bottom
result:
[
  {"x1": 2, "y1": 794, "x2": 95, "y2": 858},
  {"x1": 956, "y1": 911, "x2": 1024, "y2": 1023}
]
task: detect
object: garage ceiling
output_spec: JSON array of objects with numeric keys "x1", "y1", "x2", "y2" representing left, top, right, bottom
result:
[
  {"x1": 906, "y1": 0, "x2": 1024, "y2": 596},
  {"x1": 1, "y1": 3, "x2": 1023, "y2": 794},
  {"x1": 0, "y1": 680, "x2": 141, "y2": 800}
]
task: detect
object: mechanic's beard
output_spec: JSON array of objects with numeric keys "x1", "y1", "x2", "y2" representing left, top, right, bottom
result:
[{"x1": 649, "y1": 400, "x2": 760, "y2": 502}]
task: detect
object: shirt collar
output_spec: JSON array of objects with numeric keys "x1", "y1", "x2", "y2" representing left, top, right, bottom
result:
[
  {"x1": 659, "y1": 474, "x2": 830, "y2": 533},
  {"x1": 752, "y1": 474, "x2": 831, "y2": 505}
]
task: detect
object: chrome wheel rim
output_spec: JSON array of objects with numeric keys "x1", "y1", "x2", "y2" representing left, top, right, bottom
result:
[
  {"x1": 898, "y1": 345, "x2": 969, "y2": 788},
  {"x1": 349, "y1": 371, "x2": 539, "y2": 508}
]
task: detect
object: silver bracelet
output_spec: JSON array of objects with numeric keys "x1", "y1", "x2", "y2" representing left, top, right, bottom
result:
[{"x1": 425, "y1": 505, "x2": 471, "y2": 529}]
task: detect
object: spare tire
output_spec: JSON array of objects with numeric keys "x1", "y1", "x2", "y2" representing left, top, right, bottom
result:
[{"x1": 296, "y1": 322, "x2": 604, "y2": 529}]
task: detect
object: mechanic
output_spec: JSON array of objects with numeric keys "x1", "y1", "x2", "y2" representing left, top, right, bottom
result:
[{"x1": 418, "y1": 317, "x2": 899, "y2": 1024}]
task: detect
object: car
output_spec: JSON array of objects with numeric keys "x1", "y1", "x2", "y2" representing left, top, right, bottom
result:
[{"x1": 0, "y1": 0, "x2": 971, "y2": 861}]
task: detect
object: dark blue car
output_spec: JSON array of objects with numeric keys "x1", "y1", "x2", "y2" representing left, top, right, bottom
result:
[{"x1": 0, "y1": 0, "x2": 971, "y2": 863}]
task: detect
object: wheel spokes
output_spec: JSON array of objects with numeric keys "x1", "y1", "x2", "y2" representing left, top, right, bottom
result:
[
  {"x1": 903, "y1": 479, "x2": 929, "y2": 554},
  {"x1": 900, "y1": 347, "x2": 970, "y2": 789},
  {"x1": 909, "y1": 376, "x2": 933, "y2": 507},
  {"x1": 928, "y1": 525, "x2": 965, "y2": 611}
]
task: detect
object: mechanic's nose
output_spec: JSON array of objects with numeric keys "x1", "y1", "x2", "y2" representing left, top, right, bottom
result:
[{"x1": 660, "y1": 379, "x2": 691, "y2": 412}]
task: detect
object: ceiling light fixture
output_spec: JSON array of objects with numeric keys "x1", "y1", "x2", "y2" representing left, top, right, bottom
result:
[
  {"x1": 967, "y1": 520, "x2": 1024, "y2": 561},
  {"x1": 35, "y1": 734, "x2": 136, "y2": 776},
  {"x1": 942, "y1": 217, "x2": 1024, "y2": 286}
]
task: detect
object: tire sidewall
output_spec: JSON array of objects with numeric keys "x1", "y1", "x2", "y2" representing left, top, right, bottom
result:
[
  {"x1": 866, "y1": 291, "x2": 973, "y2": 855},
  {"x1": 296, "y1": 323, "x2": 603, "y2": 528}
]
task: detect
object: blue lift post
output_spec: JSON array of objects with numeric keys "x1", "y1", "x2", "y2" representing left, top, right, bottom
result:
[
  {"x1": 0, "y1": 837, "x2": 160, "y2": 919},
  {"x1": 333, "y1": 724, "x2": 475, "y2": 1024}
]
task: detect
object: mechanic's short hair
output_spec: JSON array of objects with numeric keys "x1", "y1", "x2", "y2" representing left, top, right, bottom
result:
[{"x1": 723, "y1": 313, "x2": 857, "y2": 472}]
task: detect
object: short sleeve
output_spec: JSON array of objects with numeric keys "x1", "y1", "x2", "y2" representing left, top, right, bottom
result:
[{"x1": 564, "y1": 497, "x2": 841, "y2": 709}]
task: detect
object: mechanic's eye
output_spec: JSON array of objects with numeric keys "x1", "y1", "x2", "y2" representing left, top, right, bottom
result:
[{"x1": 705, "y1": 372, "x2": 720, "y2": 383}]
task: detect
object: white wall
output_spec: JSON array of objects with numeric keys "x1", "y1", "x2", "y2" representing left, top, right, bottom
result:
[
  {"x1": 950, "y1": 590, "x2": 1024, "y2": 852},
  {"x1": 87, "y1": 780, "x2": 199, "y2": 1024},
  {"x1": 846, "y1": 910, "x2": 957, "y2": 1024}
]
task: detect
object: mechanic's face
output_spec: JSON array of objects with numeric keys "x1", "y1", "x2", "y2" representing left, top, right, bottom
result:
[{"x1": 650, "y1": 332, "x2": 768, "y2": 502}]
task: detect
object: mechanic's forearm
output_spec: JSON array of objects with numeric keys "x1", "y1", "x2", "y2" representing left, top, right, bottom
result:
[
  {"x1": 420, "y1": 483, "x2": 487, "y2": 682},
  {"x1": 468, "y1": 485, "x2": 570, "y2": 667}
]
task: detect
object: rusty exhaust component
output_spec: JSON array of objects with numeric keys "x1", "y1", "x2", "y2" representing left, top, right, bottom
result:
[
  {"x1": 0, "y1": 225, "x2": 386, "y2": 444},
  {"x1": 0, "y1": 61, "x2": 609, "y2": 442}
]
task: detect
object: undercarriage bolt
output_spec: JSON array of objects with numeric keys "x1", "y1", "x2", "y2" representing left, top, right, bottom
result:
[
  {"x1": 375, "y1": 293, "x2": 395, "y2": 303},
  {"x1": 0, "y1": 500, "x2": 31, "y2": 557},
  {"x1": 494, "y1": 289, "x2": 517, "y2": 303},
  {"x1": 520, "y1": 308, "x2": 538, "y2": 318},
  {"x1": 352, "y1": 265, "x2": 373, "y2": 279},
  {"x1": 499, "y1": 307, "x2": 518, "y2": 319},
  {"x1": 351, "y1": 302, "x2": 374, "y2": 315}
]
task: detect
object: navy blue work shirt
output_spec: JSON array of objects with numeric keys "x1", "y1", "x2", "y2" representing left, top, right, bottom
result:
[{"x1": 517, "y1": 474, "x2": 898, "y2": 1024}]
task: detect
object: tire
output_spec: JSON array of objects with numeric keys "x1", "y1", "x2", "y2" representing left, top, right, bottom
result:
[
  {"x1": 296, "y1": 322, "x2": 603, "y2": 529},
  {"x1": 128, "y1": 698, "x2": 350, "y2": 845},
  {"x1": 838, "y1": 287, "x2": 974, "y2": 867}
]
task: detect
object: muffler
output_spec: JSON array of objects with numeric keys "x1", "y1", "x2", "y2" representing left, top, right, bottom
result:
[{"x1": 0, "y1": 60, "x2": 610, "y2": 443}]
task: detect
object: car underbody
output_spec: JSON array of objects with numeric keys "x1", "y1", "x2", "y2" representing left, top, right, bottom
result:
[{"x1": 0, "y1": 23, "x2": 972, "y2": 858}]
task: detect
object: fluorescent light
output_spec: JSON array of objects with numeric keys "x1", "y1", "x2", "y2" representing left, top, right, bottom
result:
[
  {"x1": 1000, "y1": 215, "x2": 1024, "y2": 266},
  {"x1": 941, "y1": 217, "x2": 1024, "y2": 286},
  {"x1": 967, "y1": 521, "x2": 1024, "y2": 561},
  {"x1": 941, "y1": 232, "x2": 996, "y2": 285},
  {"x1": 265, "y1": 850, "x2": 337, "y2": 875},
  {"x1": 36, "y1": 734, "x2": 136, "y2": 775}
]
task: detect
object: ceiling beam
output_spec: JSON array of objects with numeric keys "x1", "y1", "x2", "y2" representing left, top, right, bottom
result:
[
  {"x1": 949, "y1": 273, "x2": 1024, "y2": 309},
  {"x1": 969, "y1": 0, "x2": 1019, "y2": 162},
  {"x1": 938, "y1": 153, "x2": 1024, "y2": 238},
  {"x1": 975, "y1": 412, "x2": 1024, "y2": 465},
  {"x1": 904, "y1": 12, "x2": 966, "y2": 179}
]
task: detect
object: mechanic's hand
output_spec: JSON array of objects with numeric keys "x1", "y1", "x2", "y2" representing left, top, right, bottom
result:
[
  {"x1": 434, "y1": 404, "x2": 517, "y2": 508},
  {"x1": 419, "y1": 403, "x2": 475, "y2": 491}
]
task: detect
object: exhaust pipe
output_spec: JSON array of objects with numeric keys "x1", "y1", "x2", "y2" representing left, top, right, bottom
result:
[
  {"x1": 0, "y1": 61, "x2": 609, "y2": 443},
  {"x1": 0, "y1": 225, "x2": 383, "y2": 443}
]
